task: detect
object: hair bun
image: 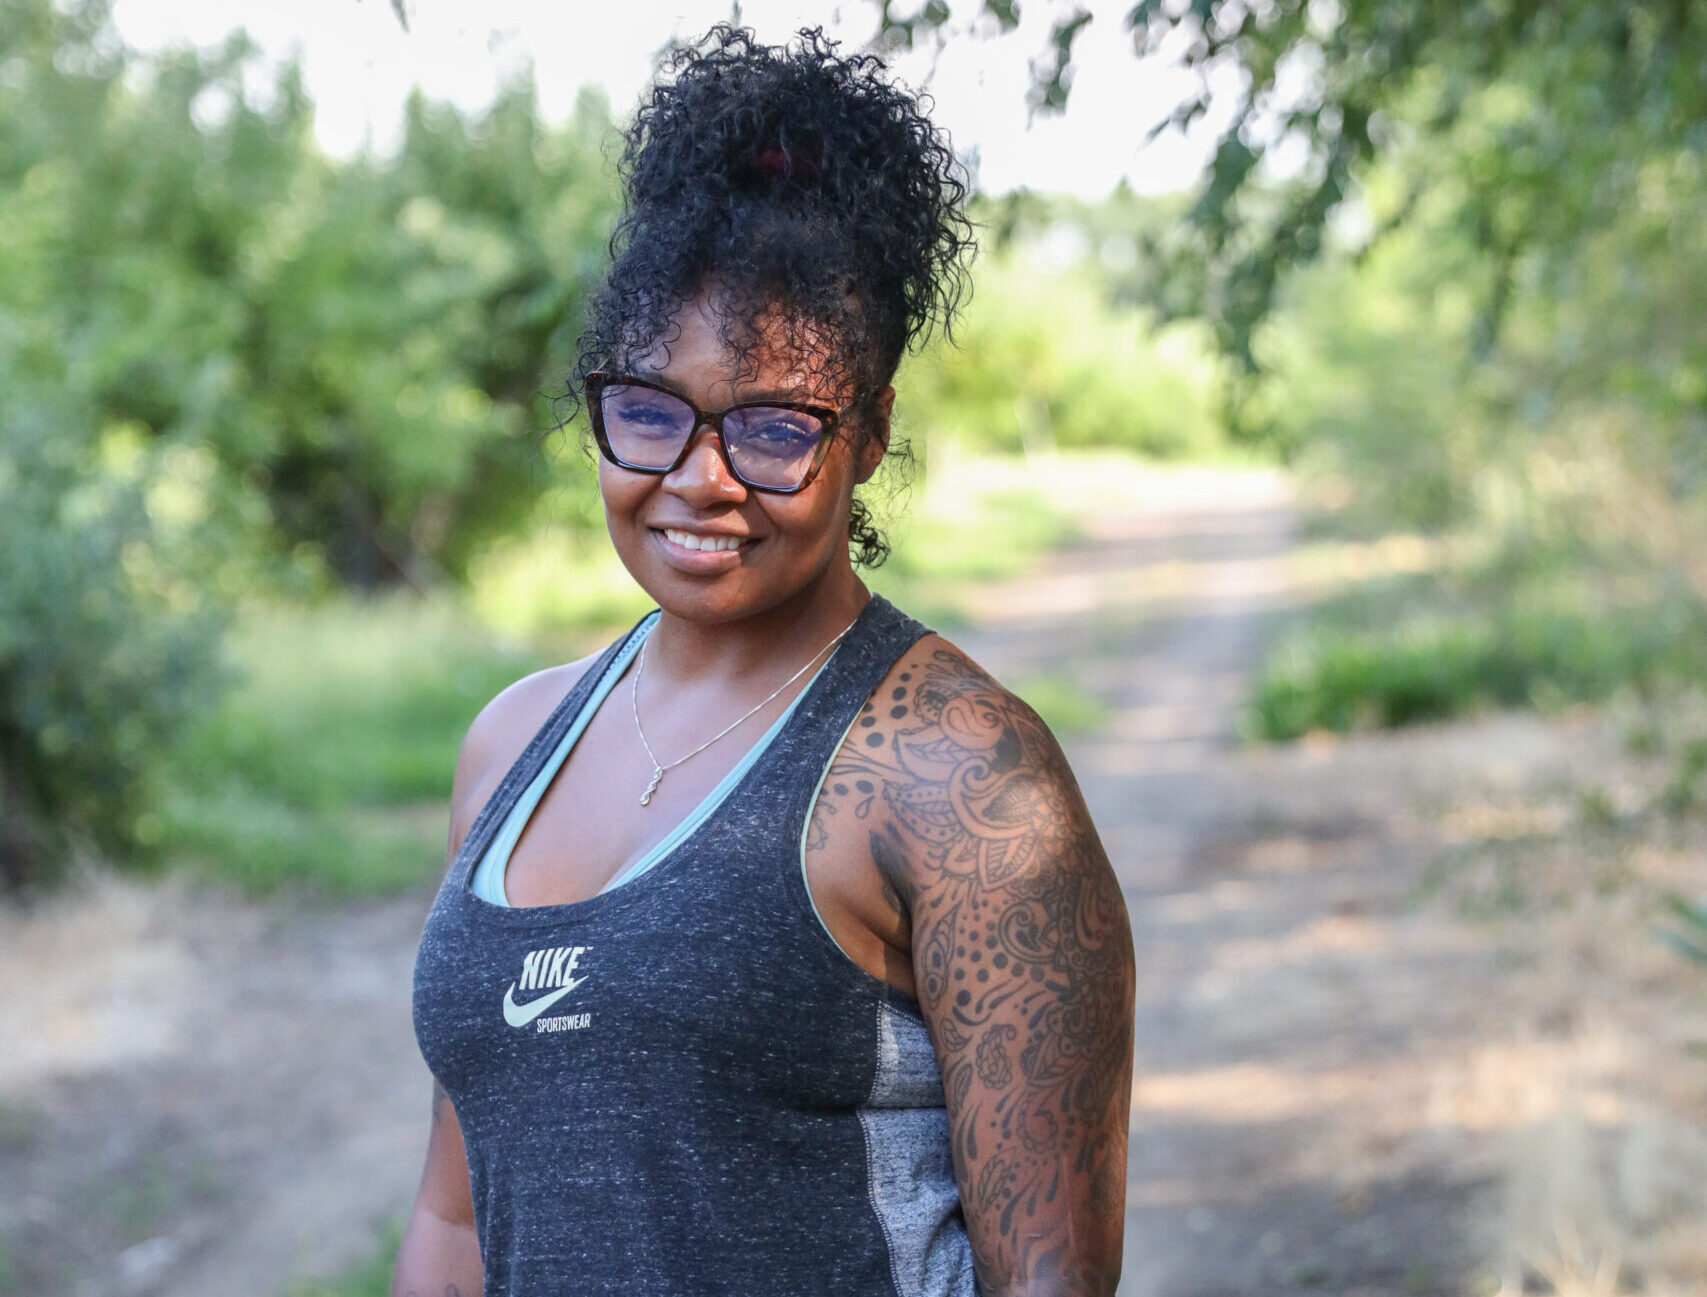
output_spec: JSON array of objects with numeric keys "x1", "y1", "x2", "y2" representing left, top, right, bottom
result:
[
  {"x1": 572, "y1": 25, "x2": 976, "y2": 566},
  {"x1": 748, "y1": 144, "x2": 819, "y2": 186}
]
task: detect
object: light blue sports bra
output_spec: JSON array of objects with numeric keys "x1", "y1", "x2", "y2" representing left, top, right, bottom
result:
[{"x1": 470, "y1": 612, "x2": 835, "y2": 906}]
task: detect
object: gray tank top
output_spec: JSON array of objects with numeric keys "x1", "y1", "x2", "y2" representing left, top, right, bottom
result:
[{"x1": 412, "y1": 594, "x2": 977, "y2": 1296}]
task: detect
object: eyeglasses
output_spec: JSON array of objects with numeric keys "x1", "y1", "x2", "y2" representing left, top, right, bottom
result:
[{"x1": 585, "y1": 372, "x2": 850, "y2": 494}]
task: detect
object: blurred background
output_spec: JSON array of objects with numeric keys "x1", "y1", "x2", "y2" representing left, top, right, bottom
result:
[{"x1": 1, "y1": 0, "x2": 1704, "y2": 1294}]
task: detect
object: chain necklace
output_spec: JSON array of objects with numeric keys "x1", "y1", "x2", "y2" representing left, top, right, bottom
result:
[{"x1": 630, "y1": 614, "x2": 861, "y2": 806}]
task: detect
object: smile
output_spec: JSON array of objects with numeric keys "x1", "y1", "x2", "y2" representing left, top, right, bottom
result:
[{"x1": 660, "y1": 528, "x2": 747, "y2": 553}]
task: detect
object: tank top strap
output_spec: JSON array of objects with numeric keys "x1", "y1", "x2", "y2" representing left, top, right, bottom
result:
[
  {"x1": 449, "y1": 610, "x2": 658, "y2": 889},
  {"x1": 748, "y1": 592, "x2": 932, "y2": 833}
]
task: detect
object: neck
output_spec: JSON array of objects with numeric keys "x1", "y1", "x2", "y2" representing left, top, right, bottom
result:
[{"x1": 644, "y1": 568, "x2": 872, "y2": 687}]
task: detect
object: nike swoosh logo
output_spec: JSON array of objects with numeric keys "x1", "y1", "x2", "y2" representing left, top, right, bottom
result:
[{"x1": 502, "y1": 975, "x2": 587, "y2": 1027}]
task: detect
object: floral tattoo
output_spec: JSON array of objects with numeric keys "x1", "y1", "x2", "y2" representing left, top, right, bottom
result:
[{"x1": 810, "y1": 647, "x2": 1134, "y2": 1292}]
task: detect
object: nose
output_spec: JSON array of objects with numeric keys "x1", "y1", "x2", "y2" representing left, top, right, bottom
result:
[{"x1": 662, "y1": 420, "x2": 747, "y2": 503}]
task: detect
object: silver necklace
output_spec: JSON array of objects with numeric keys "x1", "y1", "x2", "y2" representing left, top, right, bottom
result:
[{"x1": 630, "y1": 614, "x2": 860, "y2": 806}]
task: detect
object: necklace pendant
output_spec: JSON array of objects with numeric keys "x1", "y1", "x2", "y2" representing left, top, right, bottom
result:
[{"x1": 639, "y1": 766, "x2": 664, "y2": 807}]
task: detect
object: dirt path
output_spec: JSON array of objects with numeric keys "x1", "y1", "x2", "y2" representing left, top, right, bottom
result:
[
  {"x1": 956, "y1": 468, "x2": 1518, "y2": 1296},
  {"x1": 2, "y1": 465, "x2": 1693, "y2": 1296}
]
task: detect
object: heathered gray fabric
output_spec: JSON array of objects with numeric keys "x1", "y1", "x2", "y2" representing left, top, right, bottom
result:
[
  {"x1": 412, "y1": 595, "x2": 976, "y2": 1296},
  {"x1": 860, "y1": 1002, "x2": 978, "y2": 1297}
]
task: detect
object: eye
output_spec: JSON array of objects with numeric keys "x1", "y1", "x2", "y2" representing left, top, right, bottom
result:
[
  {"x1": 730, "y1": 407, "x2": 825, "y2": 454},
  {"x1": 603, "y1": 387, "x2": 690, "y2": 437},
  {"x1": 755, "y1": 416, "x2": 815, "y2": 443}
]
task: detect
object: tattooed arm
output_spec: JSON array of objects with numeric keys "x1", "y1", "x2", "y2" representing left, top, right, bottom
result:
[
  {"x1": 391, "y1": 1080, "x2": 483, "y2": 1297},
  {"x1": 824, "y1": 643, "x2": 1135, "y2": 1295}
]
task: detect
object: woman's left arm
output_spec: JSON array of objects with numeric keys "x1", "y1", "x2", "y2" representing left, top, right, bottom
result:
[{"x1": 850, "y1": 644, "x2": 1136, "y2": 1296}]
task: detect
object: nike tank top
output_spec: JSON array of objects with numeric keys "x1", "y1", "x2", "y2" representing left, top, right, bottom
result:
[{"x1": 411, "y1": 594, "x2": 977, "y2": 1296}]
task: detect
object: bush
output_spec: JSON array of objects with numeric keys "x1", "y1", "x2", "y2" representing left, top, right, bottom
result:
[
  {"x1": 1248, "y1": 590, "x2": 1703, "y2": 742},
  {"x1": 0, "y1": 397, "x2": 222, "y2": 886}
]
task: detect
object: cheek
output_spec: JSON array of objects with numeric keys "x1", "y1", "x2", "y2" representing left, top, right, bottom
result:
[
  {"x1": 783, "y1": 477, "x2": 857, "y2": 559},
  {"x1": 597, "y1": 462, "x2": 645, "y2": 526}
]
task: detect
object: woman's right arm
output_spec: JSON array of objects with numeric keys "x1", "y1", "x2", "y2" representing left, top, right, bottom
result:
[
  {"x1": 391, "y1": 696, "x2": 496, "y2": 1297},
  {"x1": 391, "y1": 655, "x2": 596, "y2": 1297},
  {"x1": 391, "y1": 1081, "x2": 483, "y2": 1297}
]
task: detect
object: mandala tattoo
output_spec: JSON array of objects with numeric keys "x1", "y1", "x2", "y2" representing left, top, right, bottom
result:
[{"x1": 810, "y1": 648, "x2": 1135, "y2": 1293}]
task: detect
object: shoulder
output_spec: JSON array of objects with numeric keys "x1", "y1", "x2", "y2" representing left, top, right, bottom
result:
[
  {"x1": 443, "y1": 650, "x2": 603, "y2": 864},
  {"x1": 459, "y1": 653, "x2": 600, "y2": 776},
  {"x1": 841, "y1": 642, "x2": 1133, "y2": 1292},
  {"x1": 821, "y1": 632, "x2": 1100, "y2": 901}
]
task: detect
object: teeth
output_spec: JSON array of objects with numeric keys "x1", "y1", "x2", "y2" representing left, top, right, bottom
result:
[{"x1": 663, "y1": 528, "x2": 743, "y2": 553}]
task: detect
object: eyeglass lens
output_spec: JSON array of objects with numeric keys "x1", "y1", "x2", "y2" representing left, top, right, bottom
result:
[{"x1": 598, "y1": 383, "x2": 827, "y2": 489}]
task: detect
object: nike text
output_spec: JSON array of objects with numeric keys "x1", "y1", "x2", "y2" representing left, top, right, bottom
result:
[{"x1": 519, "y1": 944, "x2": 587, "y2": 990}]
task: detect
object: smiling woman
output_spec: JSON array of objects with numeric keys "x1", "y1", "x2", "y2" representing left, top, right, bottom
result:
[
  {"x1": 396, "y1": 25, "x2": 1134, "y2": 1297},
  {"x1": 587, "y1": 295, "x2": 890, "y2": 630}
]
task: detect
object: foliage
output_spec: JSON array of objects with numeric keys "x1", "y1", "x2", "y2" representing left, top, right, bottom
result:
[
  {"x1": 881, "y1": 1, "x2": 1707, "y2": 374},
  {"x1": 901, "y1": 239, "x2": 1228, "y2": 461},
  {"x1": 285, "y1": 1222, "x2": 402, "y2": 1297},
  {"x1": 1012, "y1": 674, "x2": 1104, "y2": 736},
  {"x1": 155, "y1": 599, "x2": 547, "y2": 895},
  {"x1": 1, "y1": 0, "x2": 619, "y2": 588},
  {"x1": 1239, "y1": 59, "x2": 1707, "y2": 739},
  {"x1": 0, "y1": 0, "x2": 619, "y2": 884},
  {"x1": 3, "y1": 0, "x2": 1239, "y2": 887},
  {"x1": 878, "y1": 2, "x2": 1707, "y2": 756},
  {"x1": 1659, "y1": 737, "x2": 1707, "y2": 817},
  {"x1": 0, "y1": 360, "x2": 224, "y2": 887},
  {"x1": 1247, "y1": 559, "x2": 1707, "y2": 740}
]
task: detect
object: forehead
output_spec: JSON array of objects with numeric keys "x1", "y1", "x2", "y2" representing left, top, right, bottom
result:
[{"x1": 627, "y1": 294, "x2": 847, "y2": 400}]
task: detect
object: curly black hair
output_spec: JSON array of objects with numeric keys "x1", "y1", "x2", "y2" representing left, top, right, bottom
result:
[{"x1": 571, "y1": 25, "x2": 975, "y2": 566}]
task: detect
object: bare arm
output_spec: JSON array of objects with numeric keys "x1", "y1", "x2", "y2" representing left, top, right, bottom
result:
[
  {"x1": 392, "y1": 662, "x2": 589, "y2": 1297},
  {"x1": 391, "y1": 1081, "x2": 482, "y2": 1297},
  {"x1": 824, "y1": 644, "x2": 1135, "y2": 1295}
]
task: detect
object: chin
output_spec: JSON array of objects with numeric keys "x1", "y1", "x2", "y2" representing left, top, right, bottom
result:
[{"x1": 622, "y1": 549, "x2": 849, "y2": 627}]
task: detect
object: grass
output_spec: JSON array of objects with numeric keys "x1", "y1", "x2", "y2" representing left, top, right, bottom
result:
[
  {"x1": 153, "y1": 597, "x2": 550, "y2": 895},
  {"x1": 1246, "y1": 547, "x2": 1707, "y2": 741},
  {"x1": 1659, "y1": 893, "x2": 1707, "y2": 966},
  {"x1": 882, "y1": 486, "x2": 1078, "y2": 583},
  {"x1": 869, "y1": 480, "x2": 1077, "y2": 628},
  {"x1": 94, "y1": 1155, "x2": 174, "y2": 1243}
]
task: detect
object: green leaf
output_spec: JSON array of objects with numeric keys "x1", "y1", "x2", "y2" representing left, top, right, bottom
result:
[{"x1": 984, "y1": 0, "x2": 1021, "y2": 33}]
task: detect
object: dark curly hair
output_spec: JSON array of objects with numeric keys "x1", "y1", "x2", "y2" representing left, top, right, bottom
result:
[{"x1": 571, "y1": 25, "x2": 975, "y2": 567}]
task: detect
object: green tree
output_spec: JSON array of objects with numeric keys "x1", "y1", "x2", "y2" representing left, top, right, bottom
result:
[
  {"x1": 0, "y1": 0, "x2": 621, "y2": 882},
  {"x1": 879, "y1": 1, "x2": 1707, "y2": 369},
  {"x1": 3, "y1": 0, "x2": 619, "y2": 588},
  {"x1": 0, "y1": 0, "x2": 220, "y2": 882}
]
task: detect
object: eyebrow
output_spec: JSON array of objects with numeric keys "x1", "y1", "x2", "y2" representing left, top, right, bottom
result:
[{"x1": 611, "y1": 372, "x2": 835, "y2": 409}]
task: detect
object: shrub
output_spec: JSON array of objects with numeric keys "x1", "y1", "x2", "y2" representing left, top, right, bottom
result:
[
  {"x1": 0, "y1": 398, "x2": 222, "y2": 886},
  {"x1": 1248, "y1": 596, "x2": 1702, "y2": 742}
]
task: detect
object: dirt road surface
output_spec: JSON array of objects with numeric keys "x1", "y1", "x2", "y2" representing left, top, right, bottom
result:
[{"x1": 3, "y1": 465, "x2": 1699, "y2": 1296}]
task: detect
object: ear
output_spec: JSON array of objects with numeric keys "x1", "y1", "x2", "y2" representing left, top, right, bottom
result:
[{"x1": 855, "y1": 386, "x2": 895, "y2": 485}]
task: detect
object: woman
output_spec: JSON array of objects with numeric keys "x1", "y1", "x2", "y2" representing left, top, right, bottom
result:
[{"x1": 396, "y1": 27, "x2": 1134, "y2": 1297}]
